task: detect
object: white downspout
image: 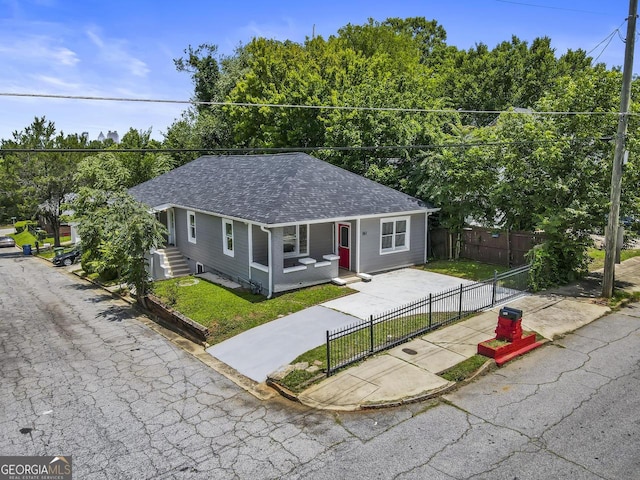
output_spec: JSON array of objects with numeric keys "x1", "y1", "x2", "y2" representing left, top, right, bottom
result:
[
  {"x1": 260, "y1": 225, "x2": 273, "y2": 298},
  {"x1": 248, "y1": 223, "x2": 253, "y2": 282},
  {"x1": 356, "y1": 218, "x2": 361, "y2": 274},
  {"x1": 424, "y1": 211, "x2": 430, "y2": 264}
]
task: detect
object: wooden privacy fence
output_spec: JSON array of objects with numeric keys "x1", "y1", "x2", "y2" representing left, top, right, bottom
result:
[{"x1": 430, "y1": 227, "x2": 545, "y2": 267}]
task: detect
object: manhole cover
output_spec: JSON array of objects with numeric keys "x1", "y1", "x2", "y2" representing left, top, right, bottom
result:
[
  {"x1": 402, "y1": 348, "x2": 418, "y2": 355},
  {"x1": 178, "y1": 278, "x2": 200, "y2": 287}
]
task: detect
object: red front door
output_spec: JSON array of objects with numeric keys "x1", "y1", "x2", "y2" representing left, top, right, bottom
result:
[{"x1": 338, "y1": 223, "x2": 350, "y2": 270}]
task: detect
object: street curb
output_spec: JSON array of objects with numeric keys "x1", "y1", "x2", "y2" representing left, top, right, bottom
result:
[
  {"x1": 280, "y1": 341, "x2": 557, "y2": 411},
  {"x1": 266, "y1": 379, "x2": 302, "y2": 404},
  {"x1": 277, "y1": 359, "x2": 499, "y2": 412},
  {"x1": 359, "y1": 358, "x2": 498, "y2": 410}
]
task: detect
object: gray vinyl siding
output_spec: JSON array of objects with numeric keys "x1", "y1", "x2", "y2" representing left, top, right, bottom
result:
[
  {"x1": 174, "y1": 208, "x2": 250, "y2": 281},
  {"x1": 359, "y1": 213, "x2": 426, "y2": 273},
  {"x1": 251, "y1": 225, "x2": 269, "y2": 265},
  {"x1": 309, "y1": 223, "x2": 334, "y2": 259},
  {"x1": 249, "y1": 266, "x2": 269, "y2": 295}
]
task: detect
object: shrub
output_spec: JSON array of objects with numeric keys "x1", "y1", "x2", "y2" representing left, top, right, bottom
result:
[
  {"x1": 14, "y1": 220, "x2": 37, "y2": 234},
  {"x1": 81, "y1": 250, "x2": 95, "y2": 274},
  {"x1": 527, "y1": 236, "x2": 590, "y2": 291}
]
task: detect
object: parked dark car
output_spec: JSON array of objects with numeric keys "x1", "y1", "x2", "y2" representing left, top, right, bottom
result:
[
  {"x1": 52, "y1": 249, "x2": 81, "y2": 266},
  {"x1": 0, "y1": 236, "x2": 16, "y2": 248}
]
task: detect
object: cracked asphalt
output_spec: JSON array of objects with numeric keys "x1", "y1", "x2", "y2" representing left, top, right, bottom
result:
[{"x1": 1, "y1": 250, "x2": 639, "y2": 479}]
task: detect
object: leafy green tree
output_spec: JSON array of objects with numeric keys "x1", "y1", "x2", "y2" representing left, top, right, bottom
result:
[
  {"x1": 73, "y1": 148, "x2": 170, "y2": 289},
  {"x1": 174, "y1": 44, "x2": 221, "y2": 110},
  {"x1": 116, "y1": 128, "x2": 174, "y2": 187},
  {"x1": 73, "y1": 189, "x2": 166, "y2": 302},
  {"x1": 73, "y1": 152, "x2": 166, "y2": 302},
  {"x1": 416, "y1": 121, "x2": 498, "y2": 257},
  {"x1": 0, "y1": 117, "x2": 87, "y2": 245}
]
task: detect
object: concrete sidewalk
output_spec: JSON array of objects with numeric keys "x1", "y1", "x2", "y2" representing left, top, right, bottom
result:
[{"x1": 297, "y1": 258, "x2": 640, "y2": 411}]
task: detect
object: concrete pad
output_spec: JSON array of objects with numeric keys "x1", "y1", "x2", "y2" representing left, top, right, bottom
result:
[
  {"x1": 521, "y1": 298, "x2": 610, "y2": 340},
  {"x1": 388, "y1": 339, "x2": 467, "y2": 374},
  {"x1": 488, "y1": 294, "x2": 562, "y2": 314},
  {"x1": 458, "y1": 312, "x2": 501, "y2": 335},
  {"x1": 206, "y1": 306, "x2": 357, "y2": 382},
  {"x1": 322, "y1": 294, "x2": 401, "y2": 320},
  {"x1": 425, "y1": 324, "x2": 491, "y2": 357},
  {"x1": 196, "y1": 271, "x2": 241, "y2": 289},
  {"x1": 322, "y1": 268, "x2": 472, "y2": 320},
  {"x1": 297, "y1": 371, "x2": 380, "y2": 410},
  {"x1": 298, "y1": 355, "x2": 451, "y2": 410},
  {"x1": 616, "y1": 257, "x2": 640, "y2": 292}
]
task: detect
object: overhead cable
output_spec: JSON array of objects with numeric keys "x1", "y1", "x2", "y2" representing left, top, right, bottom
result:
[{"x1": 0, "y1": 92, "x2": 633, "y2": 117}]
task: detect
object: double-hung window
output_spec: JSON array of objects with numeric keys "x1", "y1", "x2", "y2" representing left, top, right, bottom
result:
[
  {"x1": 223, "y1": 219, "x2": 234, "y2": 257},
  {"x1": 283, "y1": 224, "x2": 308, "y2": 257},
  {"x1": 187, "y1": 211, "x2": 197, "y2": 244},
  {"x1": 380, "y1": 217, "x2": 409, "y2": 254}
]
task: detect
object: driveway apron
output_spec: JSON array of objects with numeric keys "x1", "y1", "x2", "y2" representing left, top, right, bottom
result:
[{"x1": 206, "y1": 306, "x2": 357, "y2": 382}]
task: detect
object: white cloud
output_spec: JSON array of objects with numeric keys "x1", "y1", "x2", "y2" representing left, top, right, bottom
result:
[
  {"x1": 51, "y1": 47, "x2": 80, "y2": 66},
  {"x1": 85, "y1": 26, "x2": 150, "y2": 78},
  {"x1": 31, "y1": 74, "x2": 80, "y2": 90},
  {"x1": 0, "y1": 35, "x2": 79, "y2": 67},
  {"x1": 238, "y1": 17, "x2": 304, "y2": 43},
  {"x1": 85, "y1": 28, "x2": 104, "y2": 49}
]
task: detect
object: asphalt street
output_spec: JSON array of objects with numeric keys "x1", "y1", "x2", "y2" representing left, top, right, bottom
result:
[{"x1": 1, "y1": 249, "x2": 639, "y2": 479}]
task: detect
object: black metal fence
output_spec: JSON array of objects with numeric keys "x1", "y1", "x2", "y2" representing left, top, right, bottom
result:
[{"x1": 325, "y1": 264, "x2": 531, "y2": 376}]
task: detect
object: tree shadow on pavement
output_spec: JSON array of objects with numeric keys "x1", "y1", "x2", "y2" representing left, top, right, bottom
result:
[
  {"x1": 545, "y1": 272, "x2": 604, "y2": 298},
  {"x1": 95, "y1": 304, "x2": 132, "y2": 323}
]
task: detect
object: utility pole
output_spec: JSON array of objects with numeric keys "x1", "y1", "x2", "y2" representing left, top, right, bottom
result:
[{"x1": 602, "y1": 0, "x2": 638, "y2": 298}]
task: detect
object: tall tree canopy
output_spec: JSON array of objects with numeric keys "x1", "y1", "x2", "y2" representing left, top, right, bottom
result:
[
  {"x1": 0, "y1": 117, "x2": 88, "y2": 245},
  {"x1": 167, "y1": 15, "x2": 637, "y2": 286}
]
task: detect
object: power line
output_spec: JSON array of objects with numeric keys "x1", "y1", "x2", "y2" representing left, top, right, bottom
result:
[
  {"x1": 0, "y1": 136, "x2": 613, "y2": 155},
  {"x1": 0, "y1": 92, "x2": 633, "y2": 117},
  {"x1": 586, "y1": 20, "x2": 628, "y2": 61},
  {"x1": 494, "y1": 0, "x2": 606, "y2": 15}
]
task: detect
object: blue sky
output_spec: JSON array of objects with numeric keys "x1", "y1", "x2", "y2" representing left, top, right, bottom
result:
[{"x1": 0, "y1": 0, "x2": 635, "y2": 141}]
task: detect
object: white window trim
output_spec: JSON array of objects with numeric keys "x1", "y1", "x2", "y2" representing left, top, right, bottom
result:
[
  {"x1": 380, "y1": 216, "x2": 410, "y2": 255},
  {"x1": 223, "y1": 218, "x2": 234, "y2": 257},
  {"x1": 283, "y1": 224, "x2": 309, "y2": 258},
  {"x1": 187, "y1": 210, "x2": 197, "y2": 244}
]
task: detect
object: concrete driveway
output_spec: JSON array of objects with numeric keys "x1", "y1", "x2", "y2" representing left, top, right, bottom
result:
[
  {"x1": 207, "y1": 268, "x2": 471, "y2": 382},
  {"x1": 322, "y1": 268, "x2": 474, "y2": 319},
  {"x1": 207, "y1": 306, "x2": 358, "y2": 382}
]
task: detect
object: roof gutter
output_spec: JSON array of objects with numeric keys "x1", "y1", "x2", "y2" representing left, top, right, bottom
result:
[{"x1": 149, "y1": 202, "x2": 441, "y2": 229}]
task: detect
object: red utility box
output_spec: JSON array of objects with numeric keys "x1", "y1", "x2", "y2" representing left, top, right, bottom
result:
[
  {"x1": 495, "y1": 307, "x2": 523, "y2": 342},
  {"x1": 477, "y1": 306, "x2": 543, "y2": 366}
]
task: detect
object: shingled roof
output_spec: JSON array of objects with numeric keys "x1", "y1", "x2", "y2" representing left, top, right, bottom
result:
[{"x1": 129, "y1": 153, "x2": 437, "y2": 225}]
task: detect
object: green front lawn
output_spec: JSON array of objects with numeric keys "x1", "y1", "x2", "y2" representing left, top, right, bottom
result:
[
  {"x1": 419, "y1": 259, "x2": 510, "y2": 281},
  {"x1": 588, "y1": 248, "x2": 640, "y2": 271},
  {"x1": 9, "y1": 230, "x2": 71, "y2": 248},
  {"x1": 152, "y1": 278, "x2": 355, "y2": 344}
]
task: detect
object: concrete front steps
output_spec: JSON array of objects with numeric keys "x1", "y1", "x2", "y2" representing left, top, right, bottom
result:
[
  {"x1": 156, "y1": 247, "x2": 190, "y2": 278},
  {"x1": 332, "y1": 272, "x2": 370, "y2": 286}
]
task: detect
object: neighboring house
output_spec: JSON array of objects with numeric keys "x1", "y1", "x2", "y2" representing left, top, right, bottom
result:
[{"x1": 129, "y1": 153, "x2": 439, "y2": 297}]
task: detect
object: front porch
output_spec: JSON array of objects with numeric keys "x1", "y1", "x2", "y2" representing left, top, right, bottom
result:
[{"x1": 249, "y1": 221, "x2": 353, "y2": 295}]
